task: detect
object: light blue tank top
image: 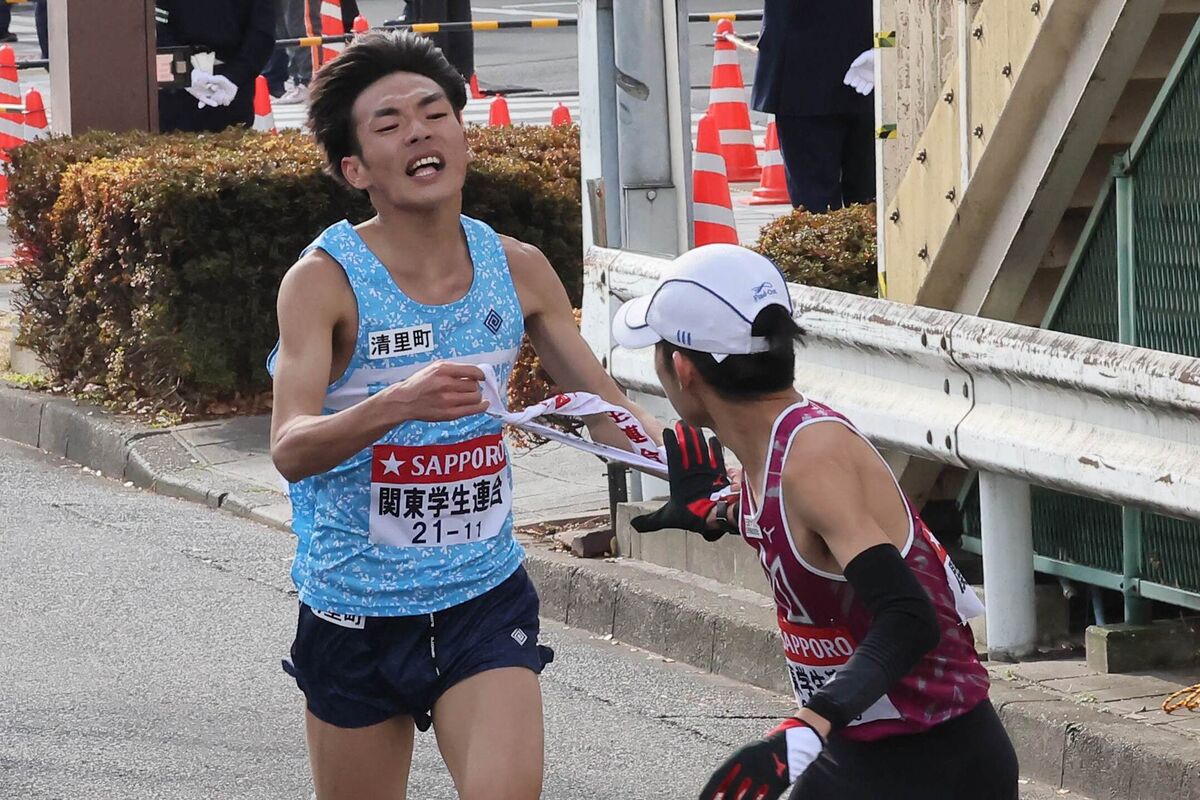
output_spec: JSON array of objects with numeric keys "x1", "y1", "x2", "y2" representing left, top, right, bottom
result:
[{"x1": 268, "y1": 216, "x2": 526, "y2": 616}]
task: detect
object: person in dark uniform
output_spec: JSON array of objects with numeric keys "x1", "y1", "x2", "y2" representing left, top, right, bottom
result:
[
  {"x1": 0, "y1": 2, "x2": 15, "y2": 44},
  {"x1": 156, "y1": 0, "x2": 276, "y2": 133},
  {"x1": 409, "y1": 0, "x2": 473, "y2": 81},
  {"x1": 752, "y1": 1, "x2": 876, "y2": 212},
  {"x1": 35, "y1": 0, "x2": 48, "y2": 59},
  {"x1": 340, "y1": 0, "x2": 361, "y2": 31}
]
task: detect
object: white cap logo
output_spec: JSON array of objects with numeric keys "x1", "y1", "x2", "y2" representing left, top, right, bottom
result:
[{"x1": 752, "y1": 282, "x2": 779, "y2": 302}]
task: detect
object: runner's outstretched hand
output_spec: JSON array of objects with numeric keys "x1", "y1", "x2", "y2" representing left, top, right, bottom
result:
[
  {"x1": 698, "y1": 718, "x2": 824, "y2": 800},
  {"x1": 631, "y1": 422, "x2": 730, "y2": 540}
]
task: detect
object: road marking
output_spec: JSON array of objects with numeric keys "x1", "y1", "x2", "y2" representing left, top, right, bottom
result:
[{"x1": 476, "y1": 6, "x2": 577, "y2": 18}]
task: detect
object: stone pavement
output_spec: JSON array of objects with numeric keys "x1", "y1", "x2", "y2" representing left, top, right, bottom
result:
[
  {"x1": 3, "y1": 382, "x2": 1200, "y2": 799},
  {"x1": 167, "y1": 414, "x2": 610, "y2": 530}
]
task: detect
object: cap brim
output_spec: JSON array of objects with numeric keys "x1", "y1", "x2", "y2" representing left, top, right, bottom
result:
[{"x1": 612, "y1": 295, "x2": 664, "y2": 350}]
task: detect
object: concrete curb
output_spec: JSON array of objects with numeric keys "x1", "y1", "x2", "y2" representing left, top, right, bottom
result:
[
  {"x1": 0, "y1": 384, "x2": 288, "y2": 527},
  {"x1": 5, "y1": 382, "x2": 1199, "y2": 798}
]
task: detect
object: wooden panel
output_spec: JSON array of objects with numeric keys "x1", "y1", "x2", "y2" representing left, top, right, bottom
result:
[
  {"x1": 885, "y1": 0, "x2": 1049, "y2": 304},
  {"x1": 967, "y1": 0, "x2": 1051, "y2": 168},
  {"x1": 883, "y1": 0, "x2": 960, "y2": 205},
  {"x1": 884, "y1": 68, "x2": 962, "y2": 303}
]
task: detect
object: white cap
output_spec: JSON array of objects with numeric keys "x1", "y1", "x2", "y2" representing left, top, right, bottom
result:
[{"x1": 611, "y1": 244, "x2": 792, "y2": 362}]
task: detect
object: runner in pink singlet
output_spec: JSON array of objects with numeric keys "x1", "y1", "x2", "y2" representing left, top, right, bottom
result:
[
  {"x1": 612, "y1": 244, "x2": 1018, "y2": 800},
  {"x1": 744, "y1": 399, "x2": 990, "y2": 740}
]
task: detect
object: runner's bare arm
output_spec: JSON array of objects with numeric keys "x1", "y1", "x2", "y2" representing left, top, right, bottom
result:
[
  {"x1": 270, "y1": 254, "x2": 489, "y2": 482},
  {"x1": 781, "y1": 436, "x2": 940, "y2": 738},
  {"x1": 504, "y1": 237, "x2": 665, "y2": 449}
]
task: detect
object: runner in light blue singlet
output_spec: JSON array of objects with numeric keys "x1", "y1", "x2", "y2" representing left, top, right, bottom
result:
[
  {"x1": 268, "y1": 215, "x2": 525, "y2": 616},
  {"x1": 268, "y1": 29, "x2": 665, "y2": 798}
]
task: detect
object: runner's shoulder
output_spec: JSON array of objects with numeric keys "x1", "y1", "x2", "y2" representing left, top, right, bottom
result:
[
  {"x1": 496, "y1": 235, "x2": 552, "y2": 278},
  {"x1": 277, "y1": 249, "x2": 355, "y2": 322},
  {"x1": 788, "y1": 418, "x2": 858, "y2": 468},
  {"x1": 781, "y1": 422, "x2": 865, "y2": 508}
]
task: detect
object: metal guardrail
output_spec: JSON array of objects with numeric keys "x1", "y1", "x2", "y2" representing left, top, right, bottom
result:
[{"x1": 582, "y1": 245, "x2": 1200, "y2": 654}]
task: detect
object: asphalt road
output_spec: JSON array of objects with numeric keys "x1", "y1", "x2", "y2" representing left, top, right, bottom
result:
[
  {"x1": 0, "y1": 438, "x2": 1084, "y2": 799},
  {"x1": 357, "y1": 0, "x2": 763, "y2": 103},
  {"x1": 0, "y1": 439, "x2": 792, "y2": 800}
]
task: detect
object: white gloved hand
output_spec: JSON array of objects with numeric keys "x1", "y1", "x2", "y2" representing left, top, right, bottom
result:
[
  {"x1": 186, "y1": 69, "x2": 239, "y2": 108},
  {"x1": 843, "y1": 49, "x2": 875, "y2": 96}
]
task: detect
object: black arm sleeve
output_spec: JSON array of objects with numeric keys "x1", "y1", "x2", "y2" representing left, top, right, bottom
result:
[{"x1": 804, "y1": 543, "x2": 941, "y2": 732}]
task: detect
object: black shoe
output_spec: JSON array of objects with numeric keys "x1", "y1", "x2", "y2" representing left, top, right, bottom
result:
[{"x1": 0, "y1": 34, "x2": 18, "y2": 43}]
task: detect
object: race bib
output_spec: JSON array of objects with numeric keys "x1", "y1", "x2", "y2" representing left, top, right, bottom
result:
[
  {"x1": 778, "y1": 618, "x2": 902, "y2": 726},
  {"x1": 369, "y1": 433, "x2": 511, "y2": 548},
  {"x1": 924, "y1": 529, "x2": 986, "y2": 622}
]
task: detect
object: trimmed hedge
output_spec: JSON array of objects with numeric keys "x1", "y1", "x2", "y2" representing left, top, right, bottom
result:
[
  {"x1": 753, "y1": 202, "x2": 878, "y2": 297},
  {"x1": 8, "y1": 126, "x2": 581, "y2": 416}
]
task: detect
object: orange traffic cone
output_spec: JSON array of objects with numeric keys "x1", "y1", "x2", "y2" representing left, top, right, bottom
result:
[
  {"x1": 488, "y1": 95, "x2": 511, "y2": 127},
  {"x1": 0, "y1": 46, "x2": 23, "y2": 206},
  {"x1": 468, "y1": 73, "x2": 486, "y2": 100},
  {"x1": 253, "y1": 76, "x2": 276, "y2": 133},
  {"x1": 707, "y1": 20, "x2": 760, "y2": 183},
  {"x1": 747, "y1": 122, "x2": 790, "y2": 205},
  {"x1": 693, "y1": 112, "x2": 738, "y2": 246},
  {"x1": 352, "y1": 14, "x2": 369, "y2": 34},
  {"x1": 320, "y1": 0, "x2": 346, "y2": 66},
  {"x1": 550, "y1": 102, "x2": 572, "y2": 127},
  {"x1": 21, "y1": 87, "x2": 47, "y2": 141}
]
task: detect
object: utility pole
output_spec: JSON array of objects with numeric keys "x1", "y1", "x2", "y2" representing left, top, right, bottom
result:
[
  {"x1": 50, "y1": 0, "x2": 159, "y2": 133},
  {"x1": 581, "y1": 0, "x2": 692, "y2": 501},
  {"x1": 611, "y1": 0, "x2": 692, "y2": 257}
]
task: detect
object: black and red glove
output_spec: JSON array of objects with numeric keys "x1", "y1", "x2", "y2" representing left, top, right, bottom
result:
[
  {"x1": 697, "y1": 718, "x2": 824, "y2": 800},
  {"x1": 631, "y1": 422, "x2": 731, "y2": 540}
]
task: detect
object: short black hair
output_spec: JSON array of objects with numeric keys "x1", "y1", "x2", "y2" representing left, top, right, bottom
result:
[
  {"x1": 659, "y1": 304, "x2": 803, "y2": 399},
  {"x1": 307, "y1": 30, "x2": 468, "y2": 186}
]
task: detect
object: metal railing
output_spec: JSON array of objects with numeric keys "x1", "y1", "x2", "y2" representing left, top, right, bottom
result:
[{"x1": 581, "y1": 245, "x2": 1200, "y2": 657}]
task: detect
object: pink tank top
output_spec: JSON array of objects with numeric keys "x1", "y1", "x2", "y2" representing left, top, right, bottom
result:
[{"x1": 740, "y1": 400, "x2": 990, "y2": 742}]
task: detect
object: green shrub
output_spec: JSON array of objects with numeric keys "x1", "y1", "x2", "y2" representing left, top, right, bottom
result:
[
  {"x1": 7, "y1": 126, "x2": 581, "y2": 416},
  {"x1": 753, "y1": 203, "x2": 878, "y2": 297}
]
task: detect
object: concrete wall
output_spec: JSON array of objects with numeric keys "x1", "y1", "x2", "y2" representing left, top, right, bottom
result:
[{"x1": 614, "y1": 502, "x2": 772, "y2": 598}]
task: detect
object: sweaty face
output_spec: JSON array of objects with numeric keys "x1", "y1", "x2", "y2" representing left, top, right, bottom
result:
[{"x1": 342, "y1": 72, "x2": 468, "y2": 210}]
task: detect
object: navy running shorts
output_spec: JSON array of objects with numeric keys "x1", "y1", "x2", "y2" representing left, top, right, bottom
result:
[{"x1": 282, "y1": 565, "x2": 554, "y2": 731}]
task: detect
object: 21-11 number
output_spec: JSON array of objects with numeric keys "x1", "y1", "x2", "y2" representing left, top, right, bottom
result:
[{"x1": 412, "y1": 519, "x2": 483, "y2": 545}]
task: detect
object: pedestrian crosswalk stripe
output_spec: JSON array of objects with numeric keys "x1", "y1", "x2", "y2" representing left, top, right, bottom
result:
[{"x1": 273, "y1": 93, "x2": 766, "y2": 147}]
